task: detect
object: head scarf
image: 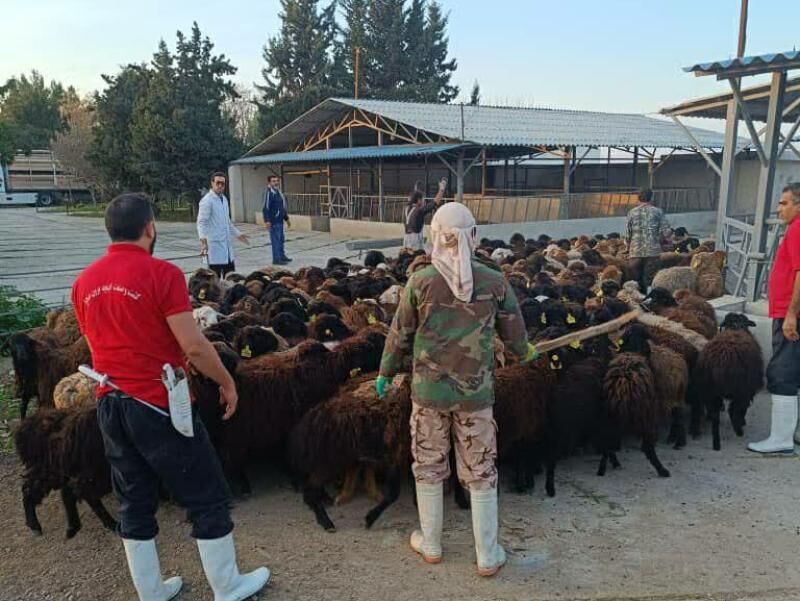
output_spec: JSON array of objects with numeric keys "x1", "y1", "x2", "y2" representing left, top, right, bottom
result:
[{"x1": 430, "y1": 202, "x2": 477, "y2": 302}]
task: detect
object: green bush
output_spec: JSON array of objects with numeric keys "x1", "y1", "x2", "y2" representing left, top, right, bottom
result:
[{"x1": 0, "y1": 285, "x2": 49, "y2": 354}]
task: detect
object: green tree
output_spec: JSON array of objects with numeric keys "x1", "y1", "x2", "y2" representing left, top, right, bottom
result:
[
  {"x1": 89, "y1": 64, "x2": 152, "y2": 194},
  {"x1": 469, "y1": 80, "x2": 480, "y2": 105},
  {"x1": 401, "y1": 0, "x2": 427, "y2": 100},
  {"x1": 128, "y1": 23, "x2": 241, "y2": 203},
  {"x1": 255, "y1": 0, "x2": 340, "y2": 136},
  {"x1": 0, "y1": 71, "x2": 66, "y2": 156},
  {"x1": 333, "y1": 0, "x2": 369, "y2": 97},
  {"x1": 418, "y1": 1, "x2": 458, "y2": 102},
  {"x1": 363, "y1": 0, "x2": 407, "y2": 99}
]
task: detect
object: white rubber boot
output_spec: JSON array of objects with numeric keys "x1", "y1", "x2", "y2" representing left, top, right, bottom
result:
[
  {"x1": 795, "y1": 396, "x2": 800, "y2": 445},
  {"x1": 122, "y1": 539, "x2": 183, "y2": 601},
  {"x1": 197, "y1": 533, "x2": 270, "y2": 601},
  {"x1": 470, "y1": 487, "x2": 506, "y2": 577},
  {"x1": 747, "y1": 394, "x2": 798, "y2": 454},
  {"x1": 409, "y1": 482, "x2": 443, "y2": 563}
]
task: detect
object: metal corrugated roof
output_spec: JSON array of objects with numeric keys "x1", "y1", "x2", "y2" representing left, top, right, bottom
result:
[
  {"x1": 243, "y1": 98, "x2": 729, "y2": 158},
  {"x1": 685, "y1": 50, "x2": 800, "y2": 77},
  {"x1": 662, "y1": 76, "x2": 800, "y2": 122},
  {"x1": 232, "y1": 143, "x2": 464, "y2": 165}
]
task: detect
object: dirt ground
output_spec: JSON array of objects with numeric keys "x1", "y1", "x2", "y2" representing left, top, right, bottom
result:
[{"x1": 1, "y1": 390, "x2": 799, "y2": 601}]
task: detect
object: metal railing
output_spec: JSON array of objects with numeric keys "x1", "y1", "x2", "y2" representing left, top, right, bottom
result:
[
  {"x1": 280, "y1": 187, "x2": 716, "y2": 225},
  {"x1": 721, "y1": 215, "x2": 784, "y2": 299}
]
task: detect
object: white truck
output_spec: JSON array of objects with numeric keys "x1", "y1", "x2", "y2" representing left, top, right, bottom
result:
[{"x1": 1, "y1": 150, "x2": 90, "y2": 206}]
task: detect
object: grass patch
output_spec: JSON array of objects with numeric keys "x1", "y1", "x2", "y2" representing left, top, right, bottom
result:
[
  {"x1": 62, "y1": 202, "x2": 194, "y2": 222},
  {"x1": 0, "y1": 285, "x2": 49, "y2": 355},
  {"x1": 0, "y1": 381, "x2": 20, "y2": 454}
]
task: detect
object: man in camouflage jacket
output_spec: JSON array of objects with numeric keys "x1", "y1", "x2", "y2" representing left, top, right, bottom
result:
[
  {"x1": 376, "y1": 202, "x2": 535, "y2": 577},
  {"x1": 626, "y1": 187, "x2": 671, "y2": 291}
]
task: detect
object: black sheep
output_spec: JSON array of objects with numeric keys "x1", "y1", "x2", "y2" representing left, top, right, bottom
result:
[
  {"x1": 269, "y1": 312, "x2": 308, "y2": 342},
  {"x1": 15, "y1": 407, "x2": 116, "y2": 538},
  {"x1": 234, "y1": 326, "x2": 280, "y2": 359},
  {"x1": 363, "y1": 250, "x2": 386, "y2": 268},
  {"x1": 692, "y1": 313, "x2": 764, "y2": 450},
  {"x1": 309, "y1": 314, "x2": 353, "y2": 342}
]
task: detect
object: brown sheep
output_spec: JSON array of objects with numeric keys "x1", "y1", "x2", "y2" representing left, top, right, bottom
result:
[
  {"x1": 15, "y1": 406, "x2": 116, "y2": 538},
  {"x1": 289, "y1": 375, "x2": 412, "y2": 531},
  {"x1": 190, "y1": 328, "x2": 387, "y2": 494},
  {"x1": 691, "y1": 251, "x2": 726, "y2": 299},
  {"x1": 341, "y1": 299, "x2": 388, "y2": 331},
  {"x1": 53, "y1": 372, "x2": 97, "y2": 410},
  {"x1": 646, "y1": 288, "x2": 717, "y2": 340},
  {"x1": 692, "y1": 313, "x2": 764, "y2": 450},
  {"x1": 674, "y1": 289, "x2": 717, "y2": 322},
  {"x1": 601, "y1": 324, "x2": 670, "y2": 478},
  {"x1": 34, "y1": 337, "x2": 92, "y2": 411},
  {"x1": 648, "y1": 342, "x2": 689, "y2": 449}
]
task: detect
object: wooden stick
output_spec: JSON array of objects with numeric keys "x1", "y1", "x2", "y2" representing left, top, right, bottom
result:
[{"x1": 534, "y1": 309, "x2": 642, "y2": 353}]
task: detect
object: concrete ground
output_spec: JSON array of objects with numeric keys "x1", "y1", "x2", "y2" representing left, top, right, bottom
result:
[
  {"x1": 0, "y1": 207, "x2": 373, "y2": 308},
  {"x1": 1, "y1": 207, "x2": 799, "y2": 601}
]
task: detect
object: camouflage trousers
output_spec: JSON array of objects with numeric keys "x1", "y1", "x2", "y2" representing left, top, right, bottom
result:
[{"x1": 410, "y1": 402, "x2": 498, "y2": 491}]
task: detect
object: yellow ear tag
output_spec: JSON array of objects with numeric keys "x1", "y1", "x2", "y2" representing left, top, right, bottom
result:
[
  {"x1": 240, "y1": 345, "x2": 252, "y2": 358},
  {"x1": 569, "y1": 340, "x2": 582, "y2": 349},
  {"x1": 549, "y1": 355, "x2": 562, "y2": 370},
  {"x1": 674, "y1": 249, "x2": 680, "y2": 255},
  {"x1": 561, "y1": 296, "x2": 568, "y2": 302},
  {"x1": 349, "y1": 367, "x2": 361, "y2": 378},
  {"x1": 567, "y1": 313, "x2": 577, "y2": 325},
  {"x1": 597, "y1": 289, "x2": 604, "y2": 297},
  {"x1": 367, "y1": 314, "x2": 377, "y2": 325},
  {"x1": 198, "y1": 289, "x2": 206, "y2": 300},
  {"x1": 325, "y1": 328, "x2": 332, "y2": 337},
  {"x1": 310, "y1": 314, "x2": 317, "y2": 323},
  {"x1": 540, "y1": 313, "x2": 547, "y2": 325}
]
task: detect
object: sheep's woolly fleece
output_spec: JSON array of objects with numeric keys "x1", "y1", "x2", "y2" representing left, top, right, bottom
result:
[{"x1": 636, "y1": 312, "x2": 709, "y2": 351}]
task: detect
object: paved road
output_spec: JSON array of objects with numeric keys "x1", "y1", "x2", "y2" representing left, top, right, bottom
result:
[{"x1": 0, "y1": 207, "x2": 368, "y2": 307}]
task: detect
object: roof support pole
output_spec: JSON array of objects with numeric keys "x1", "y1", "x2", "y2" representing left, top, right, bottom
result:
[
  {"x1": 631, "y1": 147, "x2": 638, "y2": 189},
  {"x1": 456, "y1": 151, "x2": 465, "y2": 203},
  {"x1": 561, "y1": 147, "x2": 571, "y2": 219},
  {"x1": 670, "y1": 116, "x2": 723, "y2": 177},
  {"x1": 750, "y1": 70, "x2": 787, "y2": 301},
  {"x1": 729, "y1": 79, "x2": 768, "y2": 166},
  {"x1": 716, "y1": 99, "x2": 740, "y2": 244},
  {"x1": 648, "y1": 157, "x2": 655, "y2": 188},
  {"x1": 777, "y1": 111, "x2": 800, "y2": 159},
  {"x1": 481, "y1": 148, "x2": 486, "y2": 197},
  {"x1": 377, "y1": 131, "x2": 384, "y2": 222}
]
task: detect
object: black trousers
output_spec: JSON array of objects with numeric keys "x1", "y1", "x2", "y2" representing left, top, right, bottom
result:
[
  {"x1": 766, "y1": 318, "x2": 800, "y2": 395},
  {"x1": 630, "y1": 256, "x2": 661, "y2": 292},
  {"x1": 97, "y1": 392, "x2": 233, "y2": 540},
  {"x1": 209, "y1": 261, "x2": 236, "y2": 279}
]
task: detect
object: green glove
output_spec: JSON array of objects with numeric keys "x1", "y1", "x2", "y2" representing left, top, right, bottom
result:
[
  {"x1": 375, "y1": 375, "x2": 389, "y2": 398},
  {"x1": 521, "y1": 343, "x2": 540, "y2": 364}
]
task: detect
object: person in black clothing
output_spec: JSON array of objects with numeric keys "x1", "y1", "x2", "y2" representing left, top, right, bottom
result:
[{"x1": 403, "y1": 178, "x2": 447, "y2": 250}]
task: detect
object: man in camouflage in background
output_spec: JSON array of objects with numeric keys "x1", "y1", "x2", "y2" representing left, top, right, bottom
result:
[
  {"x1": 626, "y1": 187, "x2": 672, "y2": 292},
  {"x1": 376, "y1": 202, "x2": 538, "y2": 577}
]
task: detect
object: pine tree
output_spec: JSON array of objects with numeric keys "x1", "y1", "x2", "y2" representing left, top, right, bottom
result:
[
  {"x1": 402, "y1": 0, "x2": 427, "y2": 100},
  {"x1": 420, "y1": 1, "x2": 458, "y2": 102},
  {"x1": 364, "y1": 0, "x2": 407, "y2": 99},
  {"x1": 469, "y1": 80, "x2": 480, "y2": 105},
  {"x1": 334, "y1": 0, "x2": 369, "y2": 97},
  {"x1": 89, "y1": 64, "x2": 152, "y2": 193},
  {"x1": 256, "y1": 0, "x2": 339, "y2": 135}
]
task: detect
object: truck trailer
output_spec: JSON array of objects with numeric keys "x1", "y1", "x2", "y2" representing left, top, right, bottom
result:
[{"x1": 1, "y1": 150, "x2": 91, "y2": 206}]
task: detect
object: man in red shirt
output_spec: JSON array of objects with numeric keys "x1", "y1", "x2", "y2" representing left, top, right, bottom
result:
[
  {"x1": 749, "y1": 183, "x2": 800, "y2": 454},
  {"x1": 72, "y1": 194, "x2": 269, "y2": 601}
]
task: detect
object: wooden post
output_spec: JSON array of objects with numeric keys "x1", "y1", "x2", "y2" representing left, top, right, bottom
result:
[
  {"x1": 648, "y1": 156, "x2": 655, "y2": 188},
  {"x1": 631, "y1": 147, "x2": 639, "y2": 188},
  {"x1": 561, "y1": 147, "x2": 571, "y2": 219},
  {"x1": 354, "y1": 47, "x2": 361, "y2": 99},
  {"x1": 456, "y1": 151, "x2": 465, "y2": 202}
]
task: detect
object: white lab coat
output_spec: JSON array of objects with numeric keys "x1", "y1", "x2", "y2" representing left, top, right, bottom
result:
[{"x1": 196, "y1": 191, "x2": 242, "y2": 265}]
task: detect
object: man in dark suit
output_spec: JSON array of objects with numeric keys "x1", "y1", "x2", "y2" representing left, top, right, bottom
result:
[{"x1": 262, "y1": 175, "x2": 291, "y2": 265}]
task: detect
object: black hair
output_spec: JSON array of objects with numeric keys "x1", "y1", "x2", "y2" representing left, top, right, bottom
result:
[
  {"x1": 267, "y1": 174, "x2": 280, "y2": 182},
  {"x1": 211, "y1": 171, "x2": 226, "y2": 182},
  {"x1": 638, "y1": 187, "x2": 653, "y2": 203},
  {"x1": 409, "y1": 190, "x2": 423, "y2": 204},
  {"x1": 104, "y1": 193, "x2": 154, "y2": 242}
]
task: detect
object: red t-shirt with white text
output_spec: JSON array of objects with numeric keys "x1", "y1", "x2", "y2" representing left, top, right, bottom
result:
[
  {"x1": 768, "y1": 218, "x2": 800, "y2": 318},
  {"x1": 71, "y1": 244, "x2": 192, "y2": 408}
]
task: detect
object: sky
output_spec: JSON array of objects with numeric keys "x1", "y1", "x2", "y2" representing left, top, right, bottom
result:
[{"x1": 2, "y1": 0, "x2": 799, "y2": 118}]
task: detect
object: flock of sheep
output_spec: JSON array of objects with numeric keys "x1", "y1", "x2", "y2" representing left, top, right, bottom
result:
[{"x1": 8, "y1": 228, "x2": 765, "y2": 537}]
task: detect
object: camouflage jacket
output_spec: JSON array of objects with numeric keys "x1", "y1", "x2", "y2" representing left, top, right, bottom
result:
[
  {"x1": 379, "y1": 258, "x2": 528, "y2": 411},
  {"x1": 626, "y1": 203, "x2": 671, "y2": 258}
]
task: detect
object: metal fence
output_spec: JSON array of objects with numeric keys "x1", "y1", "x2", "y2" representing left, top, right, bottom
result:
[{"x1": 283, "y1": 187, "x2": 716, "y2": 225}]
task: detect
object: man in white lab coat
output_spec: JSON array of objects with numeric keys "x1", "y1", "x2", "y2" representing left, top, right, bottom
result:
[{"x1": 197, "y1": 172, "x2": 249, "y2": 278}]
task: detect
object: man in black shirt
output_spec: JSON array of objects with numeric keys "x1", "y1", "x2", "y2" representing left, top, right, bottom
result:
[{"x1": 403, "y1": 178, "x2": 447, "y2": 250}]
